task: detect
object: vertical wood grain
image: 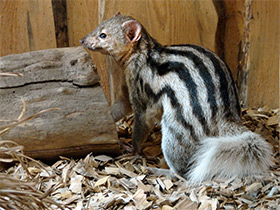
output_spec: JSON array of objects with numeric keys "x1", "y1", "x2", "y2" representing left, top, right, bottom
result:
[
  {"x1": 99, "y1": 0, "x2": 218, "y2": 50},
  {"x1": 214, "y1": 0, "x2": 246, "y2": 82},
  {"x1": 66, "y1": 0, "x2": 98, "y2": 47},
  {"x1": 0, "y1": 1, "x2": 29, "y2": 56},
  {"x1": 236, "y1": 0, "x2": 251, "y2": 106},
  {"x1": 223, "y1": 0, "x2": 246, "y2": 80},
  {"x1": 247, "y1": 0, "x2": 279, "y2": 108},
  {"x1": 66, "y1": 0, "x2": 109, "y2": 100},
  {"x1": 27, "y1": 0, "x2": 56, "y2": 51},
  {"x1": 0, "y1": 0, "x2": 56, "y2": 56}
]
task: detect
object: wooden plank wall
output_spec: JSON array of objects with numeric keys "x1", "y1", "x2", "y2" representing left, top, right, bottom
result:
[
  {"x1": 246, "y1": 0, "x2": 279, "y2": 108},
  {"x1": 66, "y1": 0, "x2": 108, "y2": 98},
  {"x1": 98, "y1": 0, "x2": 218, "y2": 49},
  {"x1": 0, "y1": 0, "x2": 279, "y2": 109},
  {"x1": 0, "y1": 0, "x2": 56, "y2": 55}
]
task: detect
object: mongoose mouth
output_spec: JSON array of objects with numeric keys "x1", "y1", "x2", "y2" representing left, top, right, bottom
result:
[
  {"x1": 79, "y1": 39, "x2": 99, "y2": 52},
  {"x1": 85, "y1": 46, "x2": 108, "y2": 55},
  {"x1": 79, "y1": 41, "x2": 104, "y2": 53}
]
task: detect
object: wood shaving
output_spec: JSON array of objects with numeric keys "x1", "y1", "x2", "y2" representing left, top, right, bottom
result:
[{"x1": 0, "y1": 107, "x2": 279, "y2": 209}]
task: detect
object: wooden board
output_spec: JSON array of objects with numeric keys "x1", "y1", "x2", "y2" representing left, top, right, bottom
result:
[
  {"x1": 247, "y1": 0, "x2": 279, "y2": 108},
  {"x1": 0, "y1": 0, "x2": 56, "y2": 56},
  {"x1": 99, "y1": 0, "x2": 218, "y2": 50}
]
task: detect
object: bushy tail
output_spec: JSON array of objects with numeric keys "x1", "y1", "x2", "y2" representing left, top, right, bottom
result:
[{"x1": 188, "y1": 130, "x2": 274, "y2": 183}]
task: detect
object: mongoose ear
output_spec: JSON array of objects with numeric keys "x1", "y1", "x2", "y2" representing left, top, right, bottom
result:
[
  {"x1": 122, "y1": 20, "x2": 142, "y2": 43},
  {"x1": 114, "y1": 12, "x2": 121, "y2": 17}
]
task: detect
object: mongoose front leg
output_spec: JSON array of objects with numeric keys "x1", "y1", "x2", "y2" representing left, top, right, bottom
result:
[
  {"x1": 132, "y1": 112, "x2": 151, "y2": 154},
  {"x1": 110, "y1": 96, "x2": 132, "y2": 122}
]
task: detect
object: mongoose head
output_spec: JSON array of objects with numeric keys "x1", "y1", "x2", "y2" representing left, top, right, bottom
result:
[{"x1": 80, "y1": 13, "x2": 142, "y2": 59}]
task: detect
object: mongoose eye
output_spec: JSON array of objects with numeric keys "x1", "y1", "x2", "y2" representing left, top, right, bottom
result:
[{"x1": 99, "y1": 33, "x2": 107, "y2": 39}]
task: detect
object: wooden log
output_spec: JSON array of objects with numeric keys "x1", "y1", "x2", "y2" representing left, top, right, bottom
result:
[{"x1": 0, "y1": 47, "x2": 120, "y2": 160}]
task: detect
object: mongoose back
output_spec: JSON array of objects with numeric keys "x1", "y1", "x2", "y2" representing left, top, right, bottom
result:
[{"x1": 80, "y1": 14, "x2": 273, "y2": 183}]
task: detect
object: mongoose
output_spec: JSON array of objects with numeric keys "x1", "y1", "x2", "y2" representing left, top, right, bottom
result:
[{"x1": 80, "y1": 13, "x2": 273, "y2": 183}]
